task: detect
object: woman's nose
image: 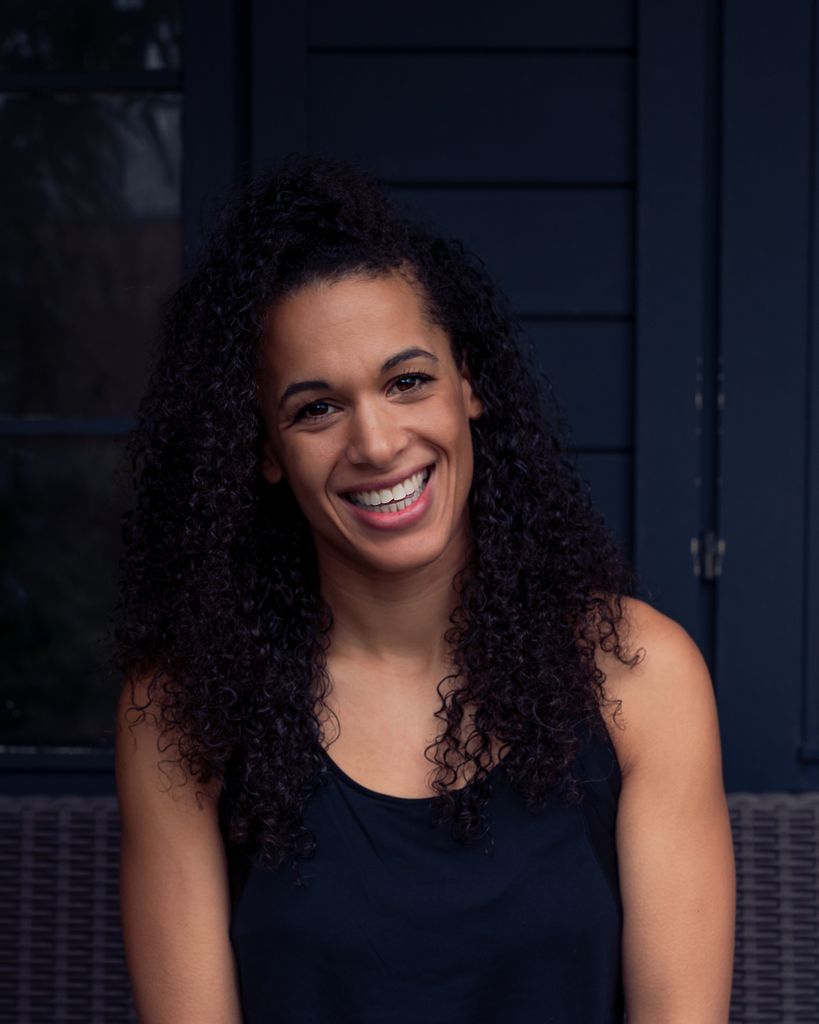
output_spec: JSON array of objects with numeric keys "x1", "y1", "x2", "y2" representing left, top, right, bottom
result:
[{"x1": 345, "y1": 400, "x2": 409, "y2": 467}]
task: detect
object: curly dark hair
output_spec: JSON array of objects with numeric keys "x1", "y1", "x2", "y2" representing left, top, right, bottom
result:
[{"x1": 113, "y1": 150, "x2": 642, "y2": 888}]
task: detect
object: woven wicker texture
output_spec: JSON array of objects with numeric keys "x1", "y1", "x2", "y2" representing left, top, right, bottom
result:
[
  {"x1": 0, "y1": 794, "x2": 136, "y2": 1024},
  {"x1": 728, "y1": 792, "x2": 819, "y2": 1023},
  {"x1": 2, "y1": 790, "x2": 819, "y2": 1021}
]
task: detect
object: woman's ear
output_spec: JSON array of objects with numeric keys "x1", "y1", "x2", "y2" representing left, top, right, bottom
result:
[
  {"x1": 459, "y1": 366, "x2": 484, "y2": 420},
  {"x1": 261, "y1": 435, "x2": 284, "y2": 484}
]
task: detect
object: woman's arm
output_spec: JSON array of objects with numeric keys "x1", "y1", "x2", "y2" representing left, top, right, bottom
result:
[
  {"x1": 602, "y1": 598, "x2": 736, "y2": 1023},
  {"x1": 115, "y1": 678, "x2": 243, "y2": 1024}
]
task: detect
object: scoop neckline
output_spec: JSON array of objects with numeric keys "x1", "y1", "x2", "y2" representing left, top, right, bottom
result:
[{"x1": 318, "y1": 744, "x2": 506, "y2": 805}]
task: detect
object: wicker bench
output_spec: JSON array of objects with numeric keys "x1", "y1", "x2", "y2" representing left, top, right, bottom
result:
[
  {"x1": 728, "y1": 793, "x2": 819, "y2": 1023},
  {"x1": 0, "y1": 794, "x2": 136, "y2": 1023},
  {"x1": 1, "y1": 792, "x2": 818, "y2": 1022}
]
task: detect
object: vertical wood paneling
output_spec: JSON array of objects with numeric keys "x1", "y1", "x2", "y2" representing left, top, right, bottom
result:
[
  {"x1": 634, "y1": 0, "x2": 713, "y2": 627},
  {"x1": 718, "y1": 0, "x2": 813, "y2": 790},
  {"x1": 799, "y1": 0, "x2": 819, "y2": 785}
]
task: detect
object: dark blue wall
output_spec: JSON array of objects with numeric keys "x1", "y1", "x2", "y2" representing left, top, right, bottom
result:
[
  {"x1": 4, "y1": 0, "x2": 818, "y2": 795},
  {"x1": 246, "y1": 0, "x2": 819, "y2": 792}
]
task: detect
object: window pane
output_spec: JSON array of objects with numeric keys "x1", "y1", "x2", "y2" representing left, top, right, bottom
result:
[
  {"x1": 0, "y1": 0, "x2": 181, "y2": 72},
  {"x1": 1, "y1": 437, "x2": 129, "y2": 747},
  {"x1": 0, "y1": 92, "x2": 181, "y2": 417}
]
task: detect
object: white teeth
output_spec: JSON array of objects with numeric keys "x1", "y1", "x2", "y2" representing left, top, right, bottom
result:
[{"x1": 347, "y1": 466, "x2": 431, "y2": 509}]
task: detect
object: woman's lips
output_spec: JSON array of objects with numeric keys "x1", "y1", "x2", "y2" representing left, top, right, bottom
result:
[{"x1": 342, "y1": 464, "x2": 435, "y2": 531}]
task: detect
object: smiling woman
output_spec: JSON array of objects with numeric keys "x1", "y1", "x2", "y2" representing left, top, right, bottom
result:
[
  {"x1": 113, "y1": 152, "x2": 735, "y2": 1024},
  {"x1": 257, "y1": 272, "x2": 482, "y2": 571}
]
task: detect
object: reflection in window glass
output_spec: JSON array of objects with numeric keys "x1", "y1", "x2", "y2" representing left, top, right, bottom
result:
[
  {"x1": 0, "y1": 0, "x2": 181, "y2": 72},
  {"x1": 1, "y1": 438, "x2": 130, "y2": 747},
  {"x1": 0, "y1": 92, "x2": 181, "y2": 417}
]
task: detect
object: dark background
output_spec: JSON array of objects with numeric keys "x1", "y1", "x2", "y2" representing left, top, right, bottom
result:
[{"x1": 1, "y1": 0, "x2": 817, "y2": 797}]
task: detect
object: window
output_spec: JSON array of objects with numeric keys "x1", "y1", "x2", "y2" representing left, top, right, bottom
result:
[{"x1": 1, "y1": 1, "x2": 183, "y2": 753}]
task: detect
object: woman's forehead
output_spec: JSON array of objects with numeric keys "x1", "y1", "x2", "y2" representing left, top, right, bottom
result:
[
  {"x1": 260, "y1": 273, "x2": 452, "y2": 375},
  {"x1": 267, "y1": 273, "x2": 425, "y2": 335}
]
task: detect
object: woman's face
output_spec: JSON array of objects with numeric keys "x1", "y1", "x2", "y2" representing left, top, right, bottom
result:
[{"x1": 257, "y1": 271, "x2": 483, "y2": 577}]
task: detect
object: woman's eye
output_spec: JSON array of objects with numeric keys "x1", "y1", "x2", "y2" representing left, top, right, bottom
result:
[
  {"x1": 391, "y1": 372, "x2": 434, "y2": 394},
  {"x1": 293, "y1": 400, "x2": 334, "y2": 422},
  {"x1": 292, "y1": 372, "x2": 434, "y2": 423}
]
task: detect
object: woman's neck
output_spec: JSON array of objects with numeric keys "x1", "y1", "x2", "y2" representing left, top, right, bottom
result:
[
  {"x1": 316, "y1": 536, "x2": 471, "y2": 675},
  {"x1": 320, "y1": 563, "x2": 462, "y2": 672}
]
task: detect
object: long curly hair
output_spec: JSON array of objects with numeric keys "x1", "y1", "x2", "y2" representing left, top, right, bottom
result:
[{"x1": 113, "y1": 150, "x2": 642, "y2": 887}]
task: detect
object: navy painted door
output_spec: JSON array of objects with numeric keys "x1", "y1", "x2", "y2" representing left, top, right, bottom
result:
[
  {"x1": 716, "y1": 0, "x2": 819, "y2": 791},
  {"x1": 244, "y1": 0, "x2": 819, "y2": 793}
]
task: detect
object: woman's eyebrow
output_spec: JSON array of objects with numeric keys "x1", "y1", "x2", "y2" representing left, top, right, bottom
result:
[{"x1": 277, "y1": 347, "x2": 439, "y2": 409}]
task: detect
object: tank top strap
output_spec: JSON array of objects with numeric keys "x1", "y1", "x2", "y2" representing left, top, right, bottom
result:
[
  {"x1": 572, "y1": 710, "x2": 622, "y2": 804},
  {"x1": 571, "y1": 711, "x2": 623, "y2": 918},
  {"x1": 219, "y1": 759, "x2": 256, "y2": 911}
]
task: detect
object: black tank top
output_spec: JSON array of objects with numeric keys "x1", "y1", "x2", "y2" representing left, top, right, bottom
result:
[{"x1": 223, "y1": 715, "x2": 624, "y2": 1023}]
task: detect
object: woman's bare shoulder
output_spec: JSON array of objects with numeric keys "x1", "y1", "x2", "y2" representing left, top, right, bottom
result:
[
  {"x1": 116, "y1": 672, "x2": 223, "y2": 810},
  {"x1": 595, "y1": 598, "x2": 735, "y2": 1018},
  {"x1": 116, "y1": 673, "x2": 242, "y2": 1022},
  {"x1": 592, "y1": 595, "x2": 718, "y2": 779}
]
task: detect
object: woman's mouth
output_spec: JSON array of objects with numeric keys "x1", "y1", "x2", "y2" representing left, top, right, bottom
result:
[
  {"x1": 344, "y1": 465, "x2": 431, "y2": 512},
  {"x1": 340, "y1": 465, "x2": 435, "y2": 530}
]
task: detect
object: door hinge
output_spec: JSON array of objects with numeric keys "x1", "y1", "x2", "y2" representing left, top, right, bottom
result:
[{"x1": 690, "y1": 530, "x2": 726, "y2": 580}]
